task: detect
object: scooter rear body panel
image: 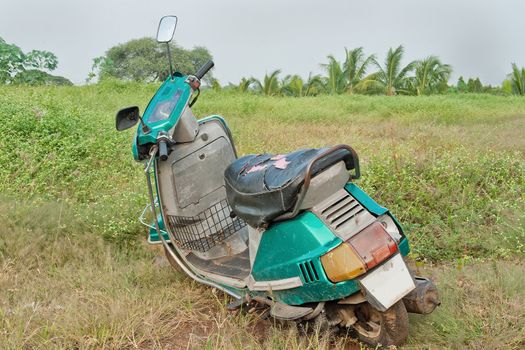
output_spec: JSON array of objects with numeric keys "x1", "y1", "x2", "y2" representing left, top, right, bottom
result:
[{"x1": 250, "y1": 184, "x2": 410, "y2": 305}]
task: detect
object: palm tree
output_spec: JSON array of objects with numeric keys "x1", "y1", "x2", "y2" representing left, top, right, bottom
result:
[
  {"x1": 510, "y1": 63, "x2": 525, "y2": 95},
  {"x1": 280, "y1": 73, "x2": 325, "y2": 97},
  {"x1": 343, "y1": 47, "x2": 375, "y2": 94},
  {"x1": 237, "y1": 77, "x2": 255, "y2": 93},
  {"x1": 371, "y1": 46, "x2": 416, "y2": 95},
  {"x1": 252, "y1": 69, "x2": 282, "y2": 96},
  {"x1": 281, "y1": 75, "x2": 304, "y2": 97},
  {"x1": 411, "y1": 56, "x2": 452, "y2": 95},
  {"x1": 303, "y1": 73, "x2": 325, "y2": 96},
  {"x1": 321, "y1": 55, "x2": 346, "y2": 94},
  {"x1": 320, "y1": 48, "x2": 374, "y2": 95}
]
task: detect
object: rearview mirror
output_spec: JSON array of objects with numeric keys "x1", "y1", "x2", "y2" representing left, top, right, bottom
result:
[
  {"x1": 156, "y1": 16, "x2": 178, "y2": 43},
  {"x1": 116, "y1": 106, "x2": 140, "y2": 131}
]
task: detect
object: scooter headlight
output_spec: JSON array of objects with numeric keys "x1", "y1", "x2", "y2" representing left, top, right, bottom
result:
[{"x1": 320, "y1": 243, "x2": 366, "y2": 282}]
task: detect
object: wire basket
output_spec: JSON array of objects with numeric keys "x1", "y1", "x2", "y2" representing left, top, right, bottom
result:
[{"x1": 166, "y1": 199, "x2": 246, "y2": 252}]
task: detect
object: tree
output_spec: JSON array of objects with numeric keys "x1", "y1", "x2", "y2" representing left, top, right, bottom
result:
[
  {"x1": 343, "y1": 47, "x2": 375, "y2": 94},
  {"x1": 370, "y1": 45, "x2": 416, "y2": 95},
  {"x1": 467, "y1": 78, "x2": 483, "y2": 93},
  {"x1": 320, "y1": 48, "x2": 374, "y2": 95},
  {"x1": 321, "y1": 55, "x2": 346, "y2": 94},
  {"x1": 281, "y1": 73, "x2": 324, "y2": 97},
  {"x1": 104, "y1": 38, "x2": 165, "y2": 81},
  {"x1": 501, "y1": 79, "x2": 513, "y2": 94},
  {"x1": 303, "y1": 73, "x2": 325, "y2": 96},
  {"x1": 91, "y1": 37, "x2": 213, "y2": 82},
  {"x1": 353, "y1": 73, "x2": 386, "y2": 95},
  {"x1": 236, "y1": 77, "x2": 256, "y2": 93},
  {"x1": 87, "y1": 56, "x2": 114, "y2": 83},
  {"x1": 210, "y1": 78, "x2": 221, "y2": 91},
  {"x1": 457, "y1": 76, "x2": 467, "y2": 92},
  {"x1": 509, "y1": 63, "x2": 525, "y2": 95},
  {"x1": 1, "y1": 36, "x2": 63, "y2": 85},
  {"x1": 24, "y1": 50, "x2": 58, "y2": 71},
  {"x1": 180, "y1": 46, "x2": 213, "y2": 76},
  {"x1": 280, "y1": 74, "x2": 302, "y2": 96},
  {"x1": 252, "y1": 70, "x2": 281, "y2": 96},
  {"x1": 410, "y1": 56, "x2": 452, "y2": 95},
  {"x1": 12, "y1": 69, "x2": 72, "y2": 86},
  {"x1": 0, "y1": 37, "x2": 25, "y2": 83}
]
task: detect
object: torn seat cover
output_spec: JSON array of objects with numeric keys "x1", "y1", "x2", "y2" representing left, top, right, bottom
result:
[{"x1": 224, "y1": 147, "x2": 357, "y2": 227}]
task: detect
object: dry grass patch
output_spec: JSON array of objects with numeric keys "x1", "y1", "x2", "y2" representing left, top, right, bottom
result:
[{"x1": 1, "y1": 200, "x2": 524, "y2": 349}]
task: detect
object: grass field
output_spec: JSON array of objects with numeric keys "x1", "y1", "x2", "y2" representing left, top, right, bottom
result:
[{"x1": 1, "y1": 83, "x2": 524, "y2": 349}]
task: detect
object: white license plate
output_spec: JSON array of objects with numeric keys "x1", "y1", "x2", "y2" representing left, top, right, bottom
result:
[{"x1": 359, "y1": 254, "x2": 415, "y2": 311}]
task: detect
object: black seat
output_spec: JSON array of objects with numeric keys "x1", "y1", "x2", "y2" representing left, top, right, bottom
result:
[{"x1": 224, "y1": 147, "x2": 358, "y2": 228}]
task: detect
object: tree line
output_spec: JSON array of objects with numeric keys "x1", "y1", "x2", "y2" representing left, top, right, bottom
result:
[
  {"x1": 220, "y1": 46, "x2": 525, "y2": 97},
  {"x1": 1, "y1": 36, "x2": 525, "y2": 96},
  {"x1": 88, "y1": 39, "x2": 525, "y2": 97}
]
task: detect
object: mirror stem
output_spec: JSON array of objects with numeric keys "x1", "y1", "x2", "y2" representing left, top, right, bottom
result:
[
  {"x1": 139, "y1": 116, "x2": 151, "y2": 134},
  {"x1": 166, "y1": 43, "x2": 174, "y2": 80}
]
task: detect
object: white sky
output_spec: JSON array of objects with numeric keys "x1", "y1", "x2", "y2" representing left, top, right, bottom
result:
[{"x1": 1, "y1": 0, "x2": 524, "y2": 85}]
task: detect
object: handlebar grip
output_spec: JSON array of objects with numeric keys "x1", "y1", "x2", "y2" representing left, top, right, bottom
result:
[
  {"x1": 195, "y1": 60, "x2": 214, "y2": 80},
  {"x1": 158, "y1": 140, "x2": 168, "y2": 161}
]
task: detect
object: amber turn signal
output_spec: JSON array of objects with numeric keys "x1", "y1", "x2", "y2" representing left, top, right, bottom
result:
[{"x1": 320, "y1": 243, "x2": 366, "y2": 283}]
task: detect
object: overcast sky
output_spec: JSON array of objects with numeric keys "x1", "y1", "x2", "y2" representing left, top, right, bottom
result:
[{"x1": 1, "y1": 0, "x2": 524, "y2": 85}]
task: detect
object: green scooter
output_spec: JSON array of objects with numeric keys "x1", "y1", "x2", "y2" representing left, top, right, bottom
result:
[{"x1": 115, "y1": 16, "x2": 440, "y2": 347}]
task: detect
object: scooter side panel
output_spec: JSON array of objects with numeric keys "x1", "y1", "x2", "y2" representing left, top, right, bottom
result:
[
  {"x1": 344, "y1": 183, "x2": 388, "y2": 215},
  {"x1": 251, "y1": 212, "x2": 361, "y2": 305}
]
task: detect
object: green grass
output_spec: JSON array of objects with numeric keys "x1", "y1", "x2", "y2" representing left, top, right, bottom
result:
[{"x1": 1, "y1": 82, "x2": 524, "y2": 348}]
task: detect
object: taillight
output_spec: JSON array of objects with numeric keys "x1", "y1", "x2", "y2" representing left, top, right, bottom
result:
[
  {"x1": 377, "y1": 214, "x2": 403, "y2": 242},
  {"x1": 349, "y1": 222, "x2": 398, "y2": 269},
  {"x1": 320, "y1": 222, "x2": 399, "y2": 283},
  {"x1": 320, "y1": 243, "x2": 366, "y2": 282}
]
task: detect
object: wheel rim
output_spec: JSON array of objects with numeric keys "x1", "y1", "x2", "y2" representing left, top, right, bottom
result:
[{"x1": 353, "y1": 303, "x2": 382, "y2": 339}]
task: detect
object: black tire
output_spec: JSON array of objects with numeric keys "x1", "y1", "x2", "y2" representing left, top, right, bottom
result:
[{"x1": 353, "y1": 301, "x2": 409, "y2": 347}]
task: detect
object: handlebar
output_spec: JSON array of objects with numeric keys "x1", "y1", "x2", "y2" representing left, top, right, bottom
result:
[
  {"x1": 155, "y1": 61, "x2": 214, "y2": 160},
  {"x1": 195, "y1": 60, "x2": 214, "y2": 80},
  {"x1": 158, "y1": 140, "x2": 168, "y2": 161}
]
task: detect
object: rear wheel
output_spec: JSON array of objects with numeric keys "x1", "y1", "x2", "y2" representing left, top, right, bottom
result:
[{"x1": 353, "y1": 301, "x2": 409, "y2": 347}]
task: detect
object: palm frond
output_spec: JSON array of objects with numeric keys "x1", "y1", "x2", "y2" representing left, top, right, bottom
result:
[
  {"x1": 511, "y1": 63, "x2": 525, "y2": 95},
  {"x1": 354, "y1": 72, "x2": 385, "y2": 94},
  {"x1": 343, "y1": 47, "x2": 375, "y2": 93},
  {"x1": 281, "y1": 74, "x2": 304, "y2": 97},
  {"x1": 355, "y1": 54, "x2": 376, "y2": 83},
  {"x1": 412, "y1": 56, "x2": 452, "y2": 95},
  {"x1": 251, "y1": 77, "x2": 263, "y2": 92},
  {"x1": 304, "y1": 72, "x2": 324, "y2": 96},
  {"x1": 370, "y1": 45, "x2": 416, "y2": 95},
  {"x1": 321, "y1": 55, "x2": 346, "y2": 94},
  {"x1": 257, "y1": 69, "x2": 281, "y2": 96}
]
